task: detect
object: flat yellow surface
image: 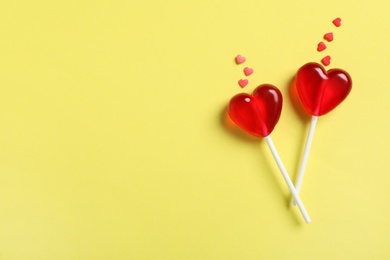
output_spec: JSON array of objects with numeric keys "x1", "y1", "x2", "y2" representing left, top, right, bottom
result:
[{"x1": 0, "y1": 1, "x2": 389, "y2": 259}]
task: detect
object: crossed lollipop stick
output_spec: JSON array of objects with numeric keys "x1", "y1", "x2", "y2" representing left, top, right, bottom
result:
[{"x1": 227, "y1": 62, "x2": 352, "y2": 223}]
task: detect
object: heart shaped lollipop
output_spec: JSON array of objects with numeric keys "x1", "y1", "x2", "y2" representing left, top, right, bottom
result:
[
  {"x1": 292, "y1": 62, "x2": 352, "y2": 205},
  {"x1": 228, "y1": 84, "x2": 311, "y2": 223},
  {"x1": 228, "y1": 84, "x2": 282, "y2": 137},
  {"x1": 295, "y1": 62, "x2": 352, "y2": 116}
]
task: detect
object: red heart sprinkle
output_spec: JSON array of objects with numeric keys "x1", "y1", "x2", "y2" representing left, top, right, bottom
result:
[
  {"x1": 236, "y1": 55, "x2": 246, "y2": 64},
  {"x1": 295, "y1": 62, "x2": 352, "y2": 116},
  {"x1": 321, "y1": 56, "x2": 331, "y2": 66},
  {"x1": 332, "y1": 17, "x2": 341, "y2": 27},
  {"x1": 228, "y1": 84, "x2": 283, "y2": 137},
  {"x1": 244, "y1": 67, "x2": 254, "y2": 76},
  {"x1": 317, "y1": 42, "x2": 327, "y2": 51},
  {"x1": 324, "y1": 32, "x2": 333, "y2": 42},
  {"x1": 238, "y1": 79, "x2": 248, "y2": 88}
]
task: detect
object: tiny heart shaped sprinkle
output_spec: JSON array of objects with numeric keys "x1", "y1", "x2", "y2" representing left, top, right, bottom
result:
[
  {"x1": 321, "y1": 55, "x2": 331, "y2": 66},
  {"x1": 236, "y1": 55, "x2": 246, "y2": 64},
  {"x1": 295, "y1": 62, "x2": 352, "y2": 116},
  {"x1": 332, "y1": 17, "x2": 341, "y2": 27},
  {"x1": 244, "y1": 67, "x2": 254, "y2": 76},
  {"x1": 324, "y1": 32, "x2": 334, "y2": 42},
  {"x1": 317, "y1": 42, "x2": 327, "y2": 51},
  {"x1": 238, "y1": 79, "x2": 248, "y2": 88},
  {"x1": 228, "y1": 84, "x2": 283, "y2": 137}
]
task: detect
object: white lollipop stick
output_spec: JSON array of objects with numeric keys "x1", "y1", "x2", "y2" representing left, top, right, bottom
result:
[
  {"x1": 265, "y1": 135, "x2": 311, "y2": 224},
  {"x1": 292, "y1": 115, "x2": 318, "y2": 206}
]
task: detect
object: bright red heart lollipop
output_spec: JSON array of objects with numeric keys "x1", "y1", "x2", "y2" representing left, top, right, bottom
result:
[
  {"x1": 228, "y1": 84, "x2": 282, "y2": 137},
  {"x1": 292, "y1": 62, "x2": 352, "y2": 206},
  {"x1": 295, "y1": 62, "x2": 352, "y2": 116},
  {"x1": 227, "y1": 84, "x2": 311, "y2": 223}
]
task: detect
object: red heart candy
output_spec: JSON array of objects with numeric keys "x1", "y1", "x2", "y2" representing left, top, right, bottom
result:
[
  {"x1": 238, "y1": 79, "x2": 248, "y2": 88},
  {"x1": 295, "y1": 62, "x2": 352, "y2": 116},
  {"x1": 244, "y1": 67, "x2": 254, "y2": 76},
  {"x1": 317, "y1": 42, "x2": 327, "y2": 52},
  {"x1": 332, "y1": 17, "x2": 341, "y2": 27},
  {"x1": 228, "y1": 84, "x2": 283, "y2": 137},
  {"x1": 324, "y1": 32, "x2": 333, "y2": 42},
  {"x1": 236, "y1": 55, "x2": 246, "y2": 64},
  {"x1": 321, "y1": 55, "x2": 331, "y2": 66}
]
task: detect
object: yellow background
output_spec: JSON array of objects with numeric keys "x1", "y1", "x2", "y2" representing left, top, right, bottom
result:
[{"x1": 0, "y1": 0, "x2": 389, "y2": 259}]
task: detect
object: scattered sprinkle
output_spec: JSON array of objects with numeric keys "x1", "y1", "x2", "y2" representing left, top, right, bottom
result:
[
  {"x1": 236, "y1": 55, "x2": 246, "y2": 64},
  {"x1": 317, "y1": 42, "x2": 327, "y2": 52},
  {"x1": 238, "y1": 79, "x2": 248, "y2": 88},
  {"x1": 332, "y1": 18, "x2": 341, "y2": 27},
  {"x1": 324, "y1": 32, "x2": 334, "y2": 42},
  {"x1": 244, "y1": 67, "x2": 254, "y2": 76},
  {"x1": 321, "y1": 56, "x2": 331, "y2": 66}
]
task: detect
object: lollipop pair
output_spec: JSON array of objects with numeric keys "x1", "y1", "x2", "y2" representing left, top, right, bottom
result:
[{"x1": 227, "y1": 62, "x2": 352, "y2": 223}]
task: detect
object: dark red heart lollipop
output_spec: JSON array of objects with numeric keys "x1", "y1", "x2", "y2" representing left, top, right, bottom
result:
[
  {"x1": 292, "y1": 62, "x2": 352, "y2": 207},
  {"x1": 228, "y1": 84, "x2": 283, "y2": 137},
  {"x1": 295, "y1": 62, "x2": 352, "y2": 116},
  {"x1": 227, "y1": 84, "x2": 311, "y2": 223}
]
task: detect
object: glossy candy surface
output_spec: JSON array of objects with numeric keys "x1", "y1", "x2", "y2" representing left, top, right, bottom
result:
[
  {"x1": 295, "y1": 62, "x2": 352, "y2": 116},
  {"x1": 228, "y1": 84, "x2": 283, "y2": 137}
]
